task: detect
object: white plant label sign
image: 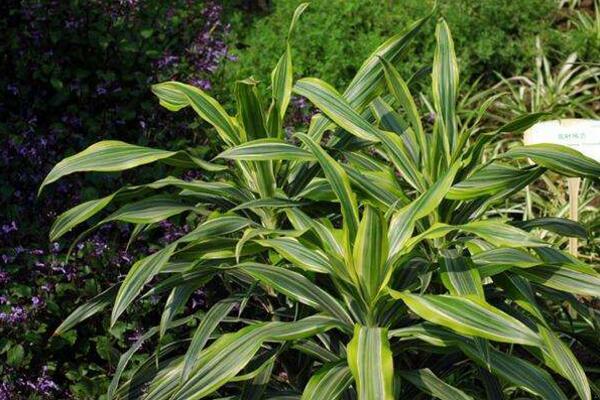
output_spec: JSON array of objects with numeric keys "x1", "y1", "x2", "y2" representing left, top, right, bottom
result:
[{"x1": 524, "y1": 119, "x2": 600, "y2": 161}]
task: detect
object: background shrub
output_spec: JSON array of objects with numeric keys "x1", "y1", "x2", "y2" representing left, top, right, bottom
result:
[{"x1": 225, "y1": 0, "x2": 558, "y2": 93}]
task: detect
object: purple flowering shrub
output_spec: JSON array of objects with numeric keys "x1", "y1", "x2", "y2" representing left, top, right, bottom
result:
[
  {"x1": 0, "y1": 218, "x2": 221, "y2": 398},
  {"x1": 0, "y1": 0, "x2": 236, "y2": 398}
]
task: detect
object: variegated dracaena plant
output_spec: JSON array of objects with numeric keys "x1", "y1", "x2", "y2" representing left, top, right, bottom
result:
[{"x1": 42, "y1": 5, "x2": 600, "y2": 400}]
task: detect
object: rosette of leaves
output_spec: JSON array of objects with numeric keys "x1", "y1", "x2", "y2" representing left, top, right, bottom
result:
[{"x1": 43, "y1": 6, "x2": 600, "y2": 400}]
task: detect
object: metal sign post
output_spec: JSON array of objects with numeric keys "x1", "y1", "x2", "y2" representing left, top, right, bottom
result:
[{"x1": 524, "y1": 119, "x2": 600, "y2": 257}]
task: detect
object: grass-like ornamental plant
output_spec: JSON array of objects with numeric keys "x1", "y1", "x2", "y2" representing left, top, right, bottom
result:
[{"x1": 42, "y1": 5, "x2": 600, "y2": 400}]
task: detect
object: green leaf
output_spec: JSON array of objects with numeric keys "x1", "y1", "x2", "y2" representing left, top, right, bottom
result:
[
  {"x1": 294, "y1": 77, "x2": 380, "y2": 142},
  {"x1": 159, "y1": 284, "x2": 195, "y2": 338},
  {"x1": 399, "y1": 368, "x2": 473, "y2": 400},
  {"x1": 180, "y1": 215, "x2": 253, "y2": 243},
  {"x1": 345, "y1": 165, "x2": 409, "y2": 208},
  {"x1": 503, "y1": 143, "x2": 600, "y2": 179},
  {"x1": 111, "y1": 244, "x2": 177, "y2": 326},
  {"x1": 389, "y1": 290, "x2": 541, "y2": 346},
  {"x1": 376, "y1": 128, "x2": 426, "y2": 191},
  {"x1": 7, "y1": 344, "x2": 25, "y2": 367},
  {"x1": 539, "y1": 326, "x2": 591, "y2": 400},
  {"x1": 236, "y1": 78, "x2": 267, "y2": 140},
  {"x1": 289, "y1": 13, "x2": 431, "y2": 190},
  {"x1": 388, "y1": 163, "x2": 459, "y2": 258},
  {"x1": 108, "y1": 315, "x2": 194, "y2": 400},
  {"x1": 342, "y1": 13, "x2": 433, "y2": 114},
  {"x1": 301, "y1": 362, "x2": 353, "y2": 400},
  {"x1": 103, "y1": 195, "x2": 195, "y2": 224},
  {"x1": 515, "y1": 264, "x2": 600, "y2": 297},
  {"x1": 514, "y1": 217, "x2": 587, "y2": 239},
  {"x1": 173, "y1": 316, "x2": 335, "y2": 400},
  {"x1": 240, "y1": 262, "x2": 353, "y2": 327},
  {"x1": 54, "y1": 284, "x2": 119, "y2": 335},
  {"x1": 439, "y1": 250, "x2": 483, "y2": 299},
  {"x1": 459, "y1": 339, "x2": 567, "y2": 400},
  {"x1": 266, "y1": 315, "x2": 341, "y2": 341},
  {"x1": 447, "y1": 164, "x2": 544, "y2": 200},
  {"x1": 460, "y1": 220, "x2": 547, "y2": 248},
  {"x1": 287, "y1": 3, "x2": 310, "y2": 39},
  {"x1": 152, "y1": 81, "x2": 240, "y2": 145},
  {"x1": 296, "y1": 133, "x2": 359, "y2": 242},
  {"x1": 494, "y1": 273, "x2": 545, "y2": 322},
  {"x1": 50, "y1": 194, "x2": 115, "y2": 241},
  {"x1": 171, "y1": 324, "x2": 268, "y2": 400},
  {"x1": 256, "y1": 237, "x2": 333, "y2": 274},
  {"x1": 218, "y1": 139, "x2": 315, "y2": 161},
  {"x1": 353, "y1": 204, "x2": 389, "y2": 301},
  {"x1": 40, "y1": 141, "x2": 176, "y2": 194},
  {"x1": 379, "y1": 57, "x2": 426, "y2": 162},
  {"x1": 472, "y1": 248, "x2": 541, "y2": 277},
  {"x1": 432, "y1": 19, "x2": 459, "y2": 158},
  {"x1": 182, "y1": 298, "x2": 238, "y2": 382},
  {"x1": 347, "y1": 325, "x2": 394, "y2": 400}
]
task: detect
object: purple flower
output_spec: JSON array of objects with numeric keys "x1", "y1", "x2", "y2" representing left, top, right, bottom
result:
[
  {"x1": 41, "y1": 283, "x2": 53, "y2": 292},
  {"x1": 7, "y1": 84, "x2": 18, "y2": 96},
  {"x1": 50, "y1": 242, "x2": 60, "y2": 253},
  {"x1": 25, "y1": 366, "x2": 59, "y2": 396},
  {"x1": 0, "y1": 270, "x2": 9, "y2": 285},
  {"x1": 190, "y1": 78, "x2": 212, "y2": 91},
  {"x1": 96, "y1": 85, "x2": 107, "y2": 96},
  {"x1": 191, "y1": 289, "x2": 206, "y2": 310},
  {"x1": 0, "y1": 381, "x2": 14, "y2": 399},
  {"x1": 1, "y1": 221, "x2": 17, "y2": 235},
  {"x1": 1, "y1": 306, "x2": 27, "y2": 324},
  {"x1": 128, "y1": 329, "x2": 143, "y2": 343},
  {"x1": 157, "y1": 53, "x2": 179, "y2": 69},
  {"x1": 31, "y1": 296, "x2": 43, "y2": 308}
]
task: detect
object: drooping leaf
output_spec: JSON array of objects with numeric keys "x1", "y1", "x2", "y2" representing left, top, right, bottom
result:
[
  {"x1": 503, "y1": 143, "x2": 600, "y2": 179},
  {"x1": 256, "y1": 237, "x2": 333, "y2": 274},
  {"x1": 539, "y1": 326, "x2": 591, "y2": 400},
  {"x1": 516, "y1": 264, "x2": 600, "y2": 297},
  {"x1": 171, "y1": 324, "x2": 268, "y2": 400},
  {"x1": 152, "y1": 81, "x2": 240, "y2": 145},
  {"x1": 54, "y1": 284, "x2": 119, "y2": 336},
  {"x1": 40, "y1": 141, "x2": 177, "y2": 193},
  {"x1": 112, "y1": 244, "x2": 177, "y2": 326},
  {"x1": 513, "y1": 217, "x2": 588, "y2": 239},
  {"x1": 459, "y1": 339, "x2": 568, "y2": 400},
  {"x1": 50, "y1": 194, "x2": 115, "y2": 241},
  {"x1": 103, "y1": 195, "x2": 195, "y2": 225},
  {"x1": 240, "y1": 263, "x2": 353, "y2": 327},
  {"x1": 447, "y1": 164, "x2": 544, "y2": 200},
  {"x1": 399, "y1": 368, "x2": 473, "y2": 400},
  {"x1": 389, "y1": 290, "x2": 541, "y2": 346}
]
